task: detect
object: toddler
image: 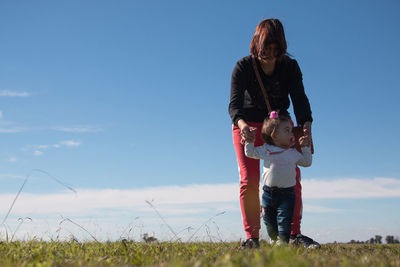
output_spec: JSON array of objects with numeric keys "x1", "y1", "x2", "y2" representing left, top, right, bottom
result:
[{"x1": 245, "y1": 111, "x2": 312, "y2": 244}]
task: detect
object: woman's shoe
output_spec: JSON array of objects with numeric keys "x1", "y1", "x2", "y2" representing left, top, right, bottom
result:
[
  {"x1": 289, "y1": 234, "x2": 321, "y2": 249},
  {"x1": 240, "y1": 238, "x2": 260, "y2": 249}
]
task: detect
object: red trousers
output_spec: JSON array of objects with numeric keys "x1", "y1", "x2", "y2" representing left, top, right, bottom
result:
[{"x1": 233, "y1": 122, "x2": 302, "y2": 239}]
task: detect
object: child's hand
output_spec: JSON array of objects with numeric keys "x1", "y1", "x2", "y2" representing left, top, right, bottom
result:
[
  {"x1": 299, "y1": 129, "x2": 311, "y2": 147},
  {"x1": 246, "y1": 127, "x2": 257, "y2": 143}
]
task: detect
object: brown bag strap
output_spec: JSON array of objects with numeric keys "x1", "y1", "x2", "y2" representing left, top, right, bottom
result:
[
  {"x1": 252, "y1": 56, "x2": 313, "y2": 153},
  {"x1": 251, "y1": 55, "x2": 272, "y2": 113}
]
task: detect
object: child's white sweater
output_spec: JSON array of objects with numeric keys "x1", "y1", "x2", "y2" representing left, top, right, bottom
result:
[{"x1": 245, "y1": 142, "x2": 312, "y2": 188}]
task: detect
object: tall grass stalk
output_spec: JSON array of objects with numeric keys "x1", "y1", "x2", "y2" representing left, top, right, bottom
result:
[
  {"x1": 1, "y1": 169, "x2": 76, "y2": 241},
  {"x1": 145, "y1": 200, "x2": 178, "y2": 239},
  {"x1": 10, "y1": 217, "x2": 32, "y2": 241},
  {"x1": 188, "y1": 211, "x2": 226, "y2": 242},
  {"x1": 59, "y1": 217, "x2": 99, "y2": 242}
]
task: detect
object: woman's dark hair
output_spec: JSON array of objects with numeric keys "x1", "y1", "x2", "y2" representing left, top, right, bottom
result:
[
  {"x1": 261, "y1": 112, "x2": 291, "y2": 145},
  {"x1": 250, "y1": 18, "x2": 288, "y2": 60}
]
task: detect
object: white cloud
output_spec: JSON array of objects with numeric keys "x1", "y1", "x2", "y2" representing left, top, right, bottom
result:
[
  {"x1": 52, "y1": 126, "x2": 103, "y2": 133},
  {"x1": 300, "y1": 226, "x2": 400, "y2": 244},
  {"x1": 0, "y1": 119, "x2": 26, "y2": 133},
  {"x1": 2, "y1": 177, "x2": 399, "y2": 217},
  {"x1": 29, "y1": 140, "x2": 82, "y2": 154},
  {"x1": 37, "y1": 144, "x2": 62, "y2": 149},
  {"x1": 60, "y1": 140, "x2": 81, "y2": 147},
  {"x1": 0, "y1": 90, "x2": 30, "y2": 97},
  {"x1": 0, "y1": 184, "x2": 238, "y2": 216},
  {"x1": 0, "y1": 174, "x2": 25, "y2": 179},
  {"x1": 303, "y1": 205, "x2": 342, "y2": 213},
  {"x1": 33, "y1": 150, "x2": 43, "y2": 156},
  {"x1": 1, "y1": 178, "x2": 400, "y2": 243},
  {"x1": 0, "y1": 127, "x2": 25, "y2": 133},
  {"x1": 302, "y1": 177, "x2": 400, "y2": 198},
  {"x1": 8, "y1": 157, "x2": 17, "y2": 162}
]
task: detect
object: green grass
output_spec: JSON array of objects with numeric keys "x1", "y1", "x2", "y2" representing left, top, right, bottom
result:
[{"x1": 0, "y1": 241, "x2": 399, "y2": 266}]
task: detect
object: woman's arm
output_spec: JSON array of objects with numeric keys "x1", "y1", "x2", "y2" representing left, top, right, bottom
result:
[
  {"x1": 229, "y1": 60, "x2": 248, "y2": 126},
  {"x1": 287, "y1": 59, "x2": 313, "y2": 128}
]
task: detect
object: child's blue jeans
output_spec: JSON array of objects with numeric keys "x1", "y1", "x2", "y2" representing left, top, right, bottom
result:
[{"x1": 261, "y1": 185, "x2": 295, "y2": 242}]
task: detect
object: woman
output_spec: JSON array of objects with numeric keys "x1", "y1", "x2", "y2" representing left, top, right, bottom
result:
[{"x1": 229, "y1": 18, "x2": 320, "y2": 249}]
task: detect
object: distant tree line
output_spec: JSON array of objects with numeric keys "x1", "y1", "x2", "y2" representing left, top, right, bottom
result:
[{"x1": 348, "y1": 235, "x2": 400, "y2": 244}]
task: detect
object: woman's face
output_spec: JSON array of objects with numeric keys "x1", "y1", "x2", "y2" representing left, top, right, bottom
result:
[{"x1": 262, "y1": 43, "x2": 279, "y2": 61}]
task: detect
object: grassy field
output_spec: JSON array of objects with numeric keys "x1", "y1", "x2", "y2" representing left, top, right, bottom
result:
[{"x1": 0, "y1": 241, "x2": 399, "y2": 266}]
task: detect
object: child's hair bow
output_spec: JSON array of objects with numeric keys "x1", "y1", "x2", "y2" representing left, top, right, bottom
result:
[{"x1": 269, "y1": 111, "x2": 279, "y2": 119}]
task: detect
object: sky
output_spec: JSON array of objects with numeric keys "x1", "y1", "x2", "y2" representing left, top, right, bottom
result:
[{"x1": 1, "y1": 0, "x2": 400, "y2": 243}]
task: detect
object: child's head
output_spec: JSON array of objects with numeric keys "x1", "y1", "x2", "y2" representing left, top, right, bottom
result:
[{"x1": 261, "y1": 111, "x2": 293, "y2": 148}]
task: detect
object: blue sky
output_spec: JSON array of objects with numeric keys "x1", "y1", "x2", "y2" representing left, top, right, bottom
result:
[{"x1": 1, "y1": 0, "x2": 400, "y2": 243}]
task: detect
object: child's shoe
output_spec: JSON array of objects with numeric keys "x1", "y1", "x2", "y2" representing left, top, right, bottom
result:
[{"x1": 276, "y1": 236, "x2": 288, "y2": 247}]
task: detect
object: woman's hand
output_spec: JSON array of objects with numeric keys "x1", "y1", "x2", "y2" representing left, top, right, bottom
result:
[
  {"x1": 238, "y1": 120, "x2": 256, "y2": 144},
  {"x1": 301, "y1": 122, "x2": 312, "y2": 147},
  {"x1": 303, "y1": 121, "x2": 312, "y2": 135},
  {"x1": 299, "y1": 129, "x2": 311, "y2": 147}
]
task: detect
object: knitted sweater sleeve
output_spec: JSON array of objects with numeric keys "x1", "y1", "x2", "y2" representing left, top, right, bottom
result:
[
  {"x1": 296, "y1": 146, "x2": 312, "y2": 167},
  {"x1": 229, "y1": 59, "x2": 249, "y2": 126},
  {"x1": 288, "y1": 59, "x2": 313, "y2": 126},
  {"x1": 245, "y1": 143, "x2": 269, "y2": 160}
]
